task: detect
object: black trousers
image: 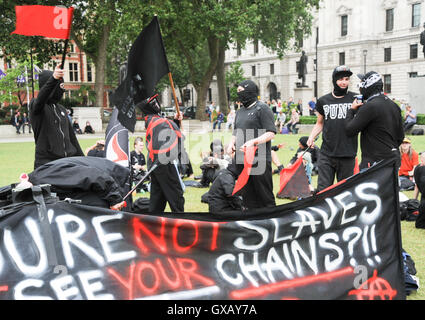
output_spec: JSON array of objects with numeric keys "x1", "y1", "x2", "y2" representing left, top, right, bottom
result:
[
  {"x1": 360, "y1": 153, "x2": 401, "y2": 170},
  {"x1": 149, "y1": 163, "x2": 185, "y2": 213},
  {"x1": 238, "y1": 160, "x2": 275, "y2": 210},
  {"x1": 317, "y1": 152, "x2": 355, "y2": 192}
]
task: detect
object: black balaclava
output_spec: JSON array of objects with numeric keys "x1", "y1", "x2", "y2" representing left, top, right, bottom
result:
[
  {"x1": 332, "y1": 66, "x2": 353, "y2": 96},
  {"x1": 357, "y1": 71, "x2": 384, "y2": 101},
  {"x1": 237, "y1": 80, "x2": 258, "y2": 107},
  {"x1": 299, "y1": 136, "x2": 308, "y2": 149},
  {"x1": 38, "y1": 70, "x2": 64, "y2": 103},
  {"x1": 136, "y1": 94, "x2": 161, "y2": 116},
  {"x1": 226, "y1": 160, "x2": 242, "y2": 178}
]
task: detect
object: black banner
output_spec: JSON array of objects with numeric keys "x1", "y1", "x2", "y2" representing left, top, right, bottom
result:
[{"x1": 0, "y1": 159, "x2": 405, "y2": 300}]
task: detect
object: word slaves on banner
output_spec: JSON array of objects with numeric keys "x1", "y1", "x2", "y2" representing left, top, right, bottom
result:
[{"x1": 0, "y1": 159, "x2": 405, "y2": 300}]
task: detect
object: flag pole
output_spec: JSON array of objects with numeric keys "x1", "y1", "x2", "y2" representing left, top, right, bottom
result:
[
  {"x1": 30, "y1": 46, "x2": 34, "y2": 98},
  {"x1": 60, "y1": 39, "x2": 69, "y2": 70},
  {"x1": 168, "y1": 72, "x2": 181, "y2": 117}
]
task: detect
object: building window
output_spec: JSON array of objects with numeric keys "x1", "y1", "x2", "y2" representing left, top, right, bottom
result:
[
  {"x1": 341, "y1": 15, "x2": 348, "y2": 36},
  {"x1": 339, "y1": 52, "x2": 345, "y2": 65},
  {"x1": 384, "y1": 47, "x2": 391, "y2": 62},
  {"x1": 69, "y1": 63, "x2": 78, "y2": 82},
  {"x1": 409, "y1": 72, "x2": 418, "y2": 78},
  {"x1": 253, "y1": 40, "x2": 259, "y2": 54},
  {"x1": 251, "y1": 65, "x2": 256, "y2": 76},
  {"x1": 87, "y1": 64, "x2": 93, "y2": 82},
  {"x1": 386, "y1": 8, "x2": 394, "y2": 31},
  {"x1": 237, "y1": 43, "x2": 241, "y2": 56},
  {"x1": 410, "y1": 44, "x2": 418, "y2": 59},
  {"x1": 296, "y1": 35, "x2": 303, "y2": 49},
  {"x1": 270, "y1": 63, "x2": 274, "y2": 75},
  {"x1": 412, "y1": 3, "x2": 421, "y2": 27},
  {"x1": 384, "y1": 74, "x2": 391, "y2": 93},
  {"x1": 69, "y1": 44, "x2": 75, "y2": 53}
]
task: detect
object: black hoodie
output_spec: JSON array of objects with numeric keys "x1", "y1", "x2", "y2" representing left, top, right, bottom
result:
[
  {"x1": 208, "y1": 163, "x2": 243, "y2": 212},
  {"x1": 29, "y1": 70, "x2": 84, "y2": 169}
]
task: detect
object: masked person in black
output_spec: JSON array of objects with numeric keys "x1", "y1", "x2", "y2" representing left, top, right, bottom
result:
[
  {"x1": 208, "y1": 162, "x2": 242, "y2": 212},
  {"x1": 29, "y1": 64, "x2": 84, "y2": 169},
  {"x1": 226, "y1": 79, "x2": 276, "y2": 210},
  {"x1": 307, "y1": 66, "x2": 358, "y2": 192},
  {"x1": 345, "y1": 71, "x2": 404, "y2": 169},
  {"x1": 137, "y1": 95, "x2": 185, "y2": 213}
]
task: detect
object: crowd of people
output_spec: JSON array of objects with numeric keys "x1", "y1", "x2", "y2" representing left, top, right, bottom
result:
[{"x1": 16, "y1": 63, "x2": 425, "y2": 228}]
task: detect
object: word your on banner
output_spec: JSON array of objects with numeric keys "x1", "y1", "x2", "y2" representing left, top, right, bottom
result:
[{"x1": 0, "y1": 159, "x2": 405, "y2": 300}]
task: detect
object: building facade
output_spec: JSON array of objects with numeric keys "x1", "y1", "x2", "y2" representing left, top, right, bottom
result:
[{"x1": 207, "y1": 0, "x2": 425, "y2": 112}]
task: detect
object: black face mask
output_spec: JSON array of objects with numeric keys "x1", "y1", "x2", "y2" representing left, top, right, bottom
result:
[
  {"x1": 237, "y1": 90, "x2": 257, "y2": 107},
  {"x1": 49, "y1": 82, "x2": 65, "y2": 103},
  {"x1": 332, "y1": 76, "x2": 349, "y2": 96},
  {"x1": 237, "y1": 80, "x2": 258, "y2": 107}
]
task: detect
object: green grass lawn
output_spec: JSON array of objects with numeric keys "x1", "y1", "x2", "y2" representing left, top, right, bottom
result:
[{"x1": 1, "y1": 131, "x2": 425, "y2": 299}]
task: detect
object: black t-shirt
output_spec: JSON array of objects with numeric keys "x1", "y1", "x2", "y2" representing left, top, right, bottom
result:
[
  {"x1": 233, "y1": 101, "x2": 276, "y2": 162},
  {"x1": 130, "y1": 150, "x2": 146, "y2": 167},
  {"x1": 415, "y1": 165, "x2": 425, "y2": 202},
  {"x1": 316, "y1": 91, "x2": 358, "y2": 158}
]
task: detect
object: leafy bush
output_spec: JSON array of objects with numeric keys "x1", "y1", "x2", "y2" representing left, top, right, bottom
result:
[
  {"x1": 61, "y1": 97, "x2": 80, "y2": 109},
  {"x1": 299, "y1": 116, "x2": 317, "y2": 124},
  {"x1": 416, "y1": 114, "x2": 425, "y2": 125}
]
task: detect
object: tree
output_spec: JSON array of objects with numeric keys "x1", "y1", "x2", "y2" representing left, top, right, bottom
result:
[
  {"x1": 215, "y1": 0, "x2": 320, "y2": 113},
  {"x1": 0, "y1": 0, "x2": 64, "y2": 65},
  {"x1": 140, "y1": 0, "x2": 319, "y2": 119},
  {"x1": 225, "y1": 61, "x2": 245, "y2": 104},
  {"x1": 0, "y1": 61, "x2": 39, "y2": 108}
]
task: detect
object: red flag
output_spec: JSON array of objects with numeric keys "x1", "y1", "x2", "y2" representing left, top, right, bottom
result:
[
  {"x1": 354, "y1": 157, "x2": 360, "y2": 175},
  {"x1": 11, "y1": 5, "x2": 74, "y2": 39},
  {"x1": 232, "y1": 146, "x2": 258, "y2": 196},
  {"x1": 277, "y1": 156, "x2": 311, "y2": 199}
]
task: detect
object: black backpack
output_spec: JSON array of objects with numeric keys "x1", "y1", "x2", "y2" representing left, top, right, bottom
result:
[
  {"x1": 412, "y1": 128, "x2": 424, "y2": 136},
  {"x1": 400, "y1": 199, "x2": 420, "y2": 221}
]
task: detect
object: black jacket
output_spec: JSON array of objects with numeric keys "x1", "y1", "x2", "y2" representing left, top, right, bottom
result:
[
  {"x1": 29, "y1": 73, "x2": 84, "y2": 169},
  {"x1": 208, "y1": 168, "x2": 242, "y2": 212},
  {"x1": 28, "y1": 157, "x2": 130, "y2": 208},
  {"x1": 345, "y1": 94, "x2": 404, "y2": 163}
]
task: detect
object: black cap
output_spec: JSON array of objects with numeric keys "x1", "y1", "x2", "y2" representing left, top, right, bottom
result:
[
  {"x1": 333, "y1": 65, "x2": 353, "y2": 79},
  {"x1": 357, "y1": 71, "x2": 382, "y2": 88}
]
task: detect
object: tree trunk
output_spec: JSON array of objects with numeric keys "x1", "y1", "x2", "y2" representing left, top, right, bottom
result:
[
  {"x1": 216, "y1": 45, "x2": 229, "y2": 114},
  {"x1": 194, "y1": 36, "x2": 220, "y2": 121},
  {"x1": 94, "y1": 24, "x2": 111, "y2": 118}
]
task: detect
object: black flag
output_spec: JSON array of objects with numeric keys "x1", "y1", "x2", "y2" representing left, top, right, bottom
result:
[{"x1": 110, "y1": 16, "x2": 170, "y2": 132}]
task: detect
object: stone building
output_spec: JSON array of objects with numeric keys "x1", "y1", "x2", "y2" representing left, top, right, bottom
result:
[{"x1": 206, "y1": 0, "x2": 425, "y2": 114}]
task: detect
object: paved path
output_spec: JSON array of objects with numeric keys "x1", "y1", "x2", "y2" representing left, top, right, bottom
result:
[{"x1": 0, "y1": 120, "x2": 216, "y2": 143}]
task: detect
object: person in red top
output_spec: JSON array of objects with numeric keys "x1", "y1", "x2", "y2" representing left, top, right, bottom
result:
[{"x1": 399, "y1": 138, "x2": 419, "y2": 190}]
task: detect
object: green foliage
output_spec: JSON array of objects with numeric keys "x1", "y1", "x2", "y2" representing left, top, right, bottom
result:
[
  {"x1": 73, "y1": 84, "x2": 96, "y2": 106},
  {"x1": 0, "y1": 0, "x2": 64, "y2": 64},
  {"x1": 61, "y1": 97, "x2": 80, "y2": 109},
  {"x1": 0, "y1": 61, "x2": 39, "y2": 107},
  {"x1": 226, "y1": 61, "x2": 245, "y2": 102},
  {"x1": 299, "y1": 115, "x2": 317, "y2": 124},
  {"x1": 416, "y1": 114, "x2": 425, "y2": 125}
]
